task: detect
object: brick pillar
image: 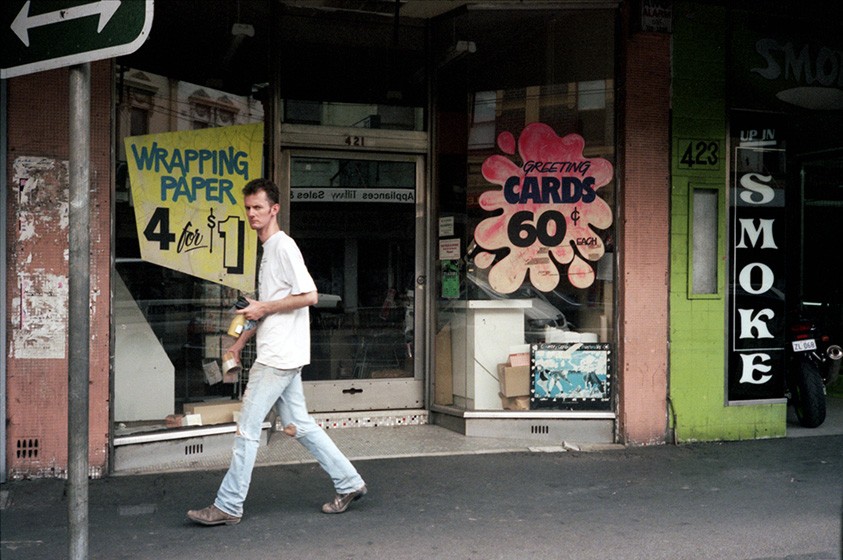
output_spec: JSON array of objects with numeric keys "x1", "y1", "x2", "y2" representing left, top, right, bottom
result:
[
  {"x1": 5, "y1": 61, "x2": 112, "y2": 477},
  {"x1": 616, "y1": 25, "x2": 671, "y2": 444}
]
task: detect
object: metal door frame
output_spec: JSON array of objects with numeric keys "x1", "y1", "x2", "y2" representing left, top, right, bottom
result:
[{"x1": 279, "y1": 146, "x2": 427, "y2": 412}]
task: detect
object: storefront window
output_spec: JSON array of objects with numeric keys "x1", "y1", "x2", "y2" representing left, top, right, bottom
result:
[
  {"x1": 433, "y1": 8, "x2": 617, "y2": 412},
  {"x1": 112, "y1": 2, "x2": 430, "y2": 434},
  {"x1": 284, "y1": 100, "x2": 424, "y2": 131},
  {"x1": 114, "y1": 67, "x2": 264, "y2": 436},
  {"x1": 277, "y1": 7, "x2": 427, "y2": 131}
]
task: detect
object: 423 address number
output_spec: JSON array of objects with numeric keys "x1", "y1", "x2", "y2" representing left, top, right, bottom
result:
[{"x1": 678, "y1": 139, "x2": 721, "y2": 170}]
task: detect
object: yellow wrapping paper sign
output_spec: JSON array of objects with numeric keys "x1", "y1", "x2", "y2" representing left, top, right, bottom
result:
[{"x1": 124, "y1": 123, "x2": 263, "y2": 291}]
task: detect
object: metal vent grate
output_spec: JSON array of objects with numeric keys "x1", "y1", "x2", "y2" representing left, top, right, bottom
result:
[
  {"x1": 16, "y1": 438, "x2": 40, "y2": 459},
  {"x1": 531, "y1": 425, "x2": 550, "y2": 435},
  {"x1": 184, "y1": 443, "x2": 204, "y2": 456}
]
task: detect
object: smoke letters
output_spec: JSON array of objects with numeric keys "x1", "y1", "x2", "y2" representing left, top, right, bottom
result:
[{"x1": 728, "y1": 147, "x2": 787, "y2": 400}]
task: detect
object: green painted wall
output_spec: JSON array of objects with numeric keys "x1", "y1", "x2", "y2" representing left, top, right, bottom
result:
[{"x1": 669, "y1": 1, "x2": 785, "y2": 441}]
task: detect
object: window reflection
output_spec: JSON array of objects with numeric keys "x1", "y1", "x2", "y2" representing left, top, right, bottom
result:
[{"x1": 290, "y1": 157, "x2": 417, "y2": 382}]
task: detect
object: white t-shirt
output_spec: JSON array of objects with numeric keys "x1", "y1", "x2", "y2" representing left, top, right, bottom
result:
[{"x1": 255, "y1": 231, "x2": 317, "y2": 369}]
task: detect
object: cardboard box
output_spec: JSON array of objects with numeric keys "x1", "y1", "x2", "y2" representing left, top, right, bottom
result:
[
  {"x1": 183, "y1": 414, "x2": 202, "y2": 426},
  {"x1": 202, "y1": 359, "x2": 223, "y2": 385},
  {"x1": 434, "y1": 325, "x2": 454, "y2": 405},
  {"x1": 508, "y1": 345, "x2": 531, "y2": 367},
  {"x1": 500, "y1": 393, "x2": 530, "y2": 411},
  {"x1": 183, "y1": 401, "x2": 241, "y2": 425},
  {"x1": 498, "y1": 364, "x2": 531, "y2": 397},
  {"x1": 508, "y1": 352, "x2": 530, "y2": 367}
]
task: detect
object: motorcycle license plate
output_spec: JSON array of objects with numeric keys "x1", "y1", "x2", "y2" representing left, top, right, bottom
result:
[{"x1": 791, "y1": 339, "x2": 817, "y2": 352}]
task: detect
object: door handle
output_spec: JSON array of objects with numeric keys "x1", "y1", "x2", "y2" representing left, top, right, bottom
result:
[{"x1": 342, "y1": 387, "x2": 363, "y2": 395}]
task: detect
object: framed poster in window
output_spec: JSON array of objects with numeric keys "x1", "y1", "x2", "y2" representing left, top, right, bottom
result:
[{"x1": 530, "y1": 343, "x2": 612, "y2": 410}]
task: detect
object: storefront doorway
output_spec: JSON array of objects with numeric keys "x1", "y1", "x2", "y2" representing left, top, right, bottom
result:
[
  {"x1": 792, "y1": 150, "x2": 843, "y2": 396},
  {"x1": 282, "y1": 151, "x2": 426, "y2": 412},
  {"x1": 798, "y1": 150, "x2": 843, "y2": 323}
]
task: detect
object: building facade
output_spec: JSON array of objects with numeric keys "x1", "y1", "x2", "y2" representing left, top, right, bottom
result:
[
  {"x1": 3, "y1": 0, "x2": 836, "y2": 479},
  {"x1": 669, "y1": 0, "x2": 843, "y2": 441}
]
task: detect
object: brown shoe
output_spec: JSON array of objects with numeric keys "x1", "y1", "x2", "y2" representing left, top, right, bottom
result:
[
  {"x1": 187, "y1": 504, "x2": 241, "y2": 526},
  {"x1": 321, "y1": 484, "x2": 367, "y2": 514}
]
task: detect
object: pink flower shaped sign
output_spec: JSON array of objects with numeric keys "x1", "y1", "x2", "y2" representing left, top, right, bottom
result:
[{"x1": 474, "y1": 123, "x2": 614, "y2": 294}]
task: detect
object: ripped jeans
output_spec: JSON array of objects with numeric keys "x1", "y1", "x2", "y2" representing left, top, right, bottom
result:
[{"x1": 214, "y1": 363, "x2": 365, "y2": 517}]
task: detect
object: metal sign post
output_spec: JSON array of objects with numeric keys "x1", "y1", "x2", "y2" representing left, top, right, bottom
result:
[{"x1": 68, "y1": 62, "x2": 91, "y2": 560}]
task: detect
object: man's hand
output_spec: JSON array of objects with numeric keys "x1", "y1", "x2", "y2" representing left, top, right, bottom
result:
[
  {"x1": 235, "y1": 297, "x2": 267, "y2": 322},
  {"x1": 227, "y1": 322, "x2": 256, "y2": 359},
  {"x1": 227, "y1": 339, "x2": 244, "y2": 362},
  {"x1": 235, "y1": 292, "x2": 318, "y2": 320}
]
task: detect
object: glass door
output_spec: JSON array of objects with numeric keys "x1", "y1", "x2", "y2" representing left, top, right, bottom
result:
[{"x1": 285, "y1": 151, "x2": 425, "y2": 411}]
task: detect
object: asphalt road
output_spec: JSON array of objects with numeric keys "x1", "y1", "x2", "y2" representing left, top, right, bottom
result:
[{"x1": 2, "y1": 435, "x2": 842, "y2": 560}]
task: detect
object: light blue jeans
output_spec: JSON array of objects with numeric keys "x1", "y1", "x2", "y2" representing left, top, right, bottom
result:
[{"x1": 215, "y1": 364, "x2": 365, "y2": 517}]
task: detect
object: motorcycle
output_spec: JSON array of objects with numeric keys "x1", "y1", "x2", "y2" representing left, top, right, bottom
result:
[{"x1": 787, "y1": 303, "x2": 842, "y2": 428}]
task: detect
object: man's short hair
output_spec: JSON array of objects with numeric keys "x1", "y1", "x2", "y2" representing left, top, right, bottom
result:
[{"x1": 243, "y1": 178, "x2": 280, "y2": 205}]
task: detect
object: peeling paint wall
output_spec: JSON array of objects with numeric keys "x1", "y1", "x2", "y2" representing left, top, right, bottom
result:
[
  {"x1": 11, "y1": 157, "x2": 69, "y2": 360},
  {"x1": 5, "y1": 64, "x2": 112, "y2": 478},
  {"x1": 11, "y1": 270, "x2": 69, "y2": 359}
]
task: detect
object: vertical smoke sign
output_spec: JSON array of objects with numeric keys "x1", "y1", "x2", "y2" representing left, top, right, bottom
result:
[{"x1": 728, "y1": 145, "x2": 787, "y2": 401}]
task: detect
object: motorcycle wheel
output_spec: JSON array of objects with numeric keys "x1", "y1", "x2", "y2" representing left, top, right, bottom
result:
[{"x1": 791, "y1": 361, "x2": 826, "y2": 428}]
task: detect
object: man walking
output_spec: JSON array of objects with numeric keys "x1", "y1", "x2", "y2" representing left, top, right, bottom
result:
[{"x1": 187, "y1": 178, "x2": 367, "y2": 526}]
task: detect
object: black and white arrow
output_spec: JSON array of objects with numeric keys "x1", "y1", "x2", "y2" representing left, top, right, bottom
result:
[{"x1": 11, "y1": 0, "x2": 122, "y2": 47}]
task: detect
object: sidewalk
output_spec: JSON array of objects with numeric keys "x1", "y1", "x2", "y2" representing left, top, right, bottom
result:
[{"x1": 2, "y1": 430, "x2": 841, "y2": 560}]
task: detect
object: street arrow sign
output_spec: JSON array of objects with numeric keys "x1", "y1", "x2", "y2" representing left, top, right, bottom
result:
[
  {"x1": 11, "y1": 0, "x2": 122, "y2": 47},
  {"x1": 1, "y1": 0, "x2": 154, "y2": 79}
]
